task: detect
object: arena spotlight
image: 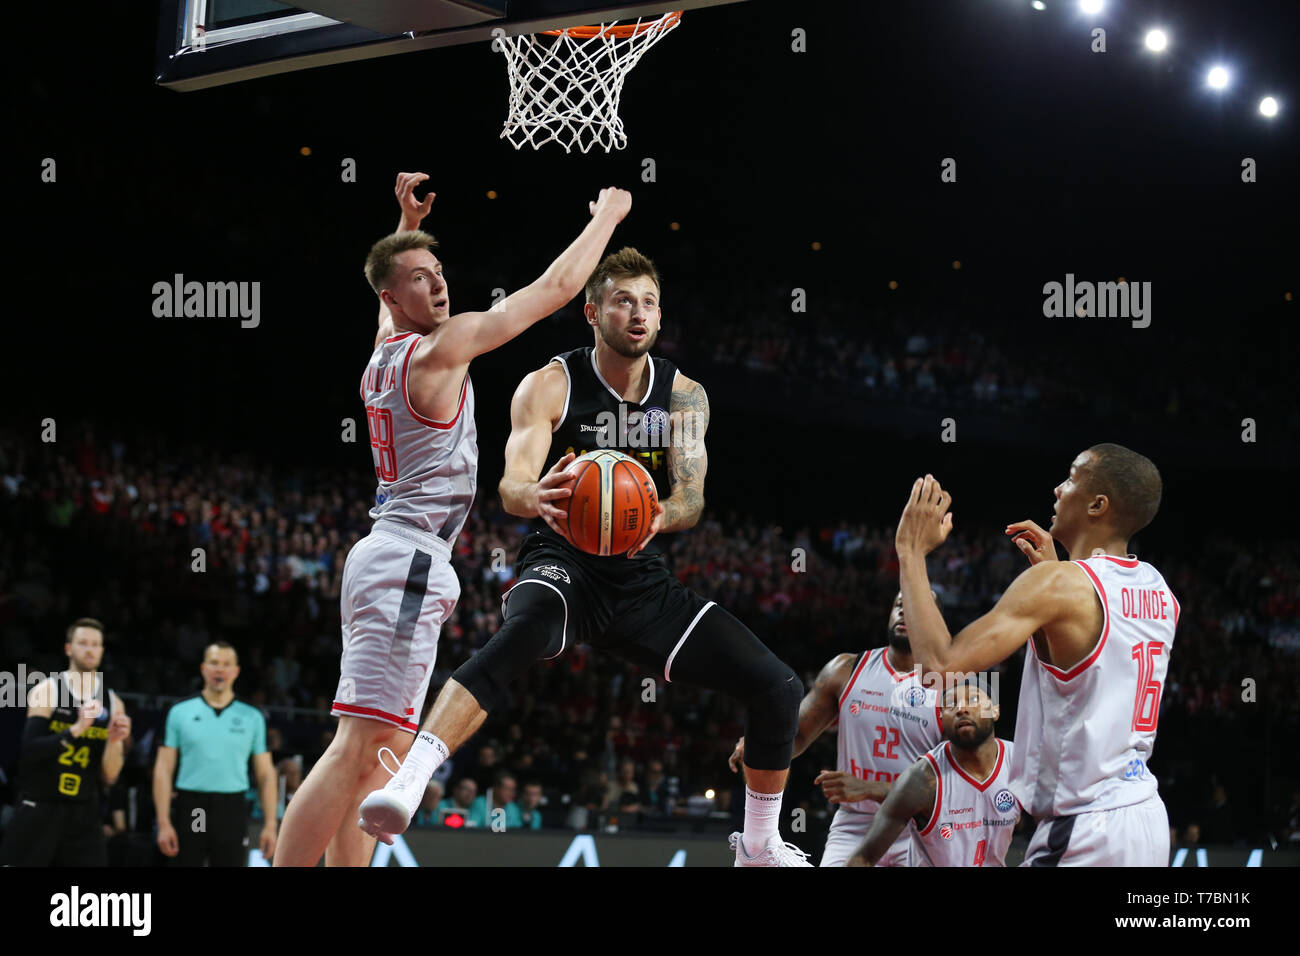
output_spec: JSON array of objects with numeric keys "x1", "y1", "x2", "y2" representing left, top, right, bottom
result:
[
  {"x1": 1080, "y1": 0, "x2": 1103, "y2": 14},
  {"x1": 1031, "y1": 1, "x2": 1046, "y2": 10},
  {"x1": 1207, "y1": 65, "x2": 1230, "y2": 90},
  {"x1": 1144, "y1": 29, "x2": 1168, "y2": 53},
  {"x1": 1259, "y1": 96, "x2": 1279, "y2": 118}
]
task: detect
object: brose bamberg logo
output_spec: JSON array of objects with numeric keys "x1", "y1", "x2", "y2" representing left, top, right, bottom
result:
[{"x1": 49, "y1": 886, "x2": 151, "y2": 936}]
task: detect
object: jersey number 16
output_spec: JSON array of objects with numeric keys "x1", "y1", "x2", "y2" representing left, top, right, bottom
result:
[{"x1": 1131, "y1": 641, "x2": 1164, "y2": 733}]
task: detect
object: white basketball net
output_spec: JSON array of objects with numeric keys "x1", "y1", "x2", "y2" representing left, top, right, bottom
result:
[{"x1": 496, "y1": 13, "x2": 682, "y2": 153}]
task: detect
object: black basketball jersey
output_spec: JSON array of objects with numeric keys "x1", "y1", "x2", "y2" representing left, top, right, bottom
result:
[
  {"x1": 540, "y1": 346, "x2": 680, "y2": 556},
  {"x1": 19, "y1": 673, "x2": 112, "y2": 804}
]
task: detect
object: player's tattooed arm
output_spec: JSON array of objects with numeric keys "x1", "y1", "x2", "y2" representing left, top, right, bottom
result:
[
  {"x1": 847, "y1": 757, "x2": 937, "y2": 867},
  {"x1": 658, "y1": 373, "x2": 710, "y2": 533}
]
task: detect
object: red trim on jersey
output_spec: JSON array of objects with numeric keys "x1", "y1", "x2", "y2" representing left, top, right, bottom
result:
[
  {"x1": 919, "y1": 753, "x2": 943, "y2": 836},
  {"x1": 943, "y1": 739, "x2": 1004, "y2": 792},
  {"x1": 1169, "y1": 590, "x2": 1180, "y2": 628},
  {"x1": 838, "y1": 651, "x2": 873, "y2": 712},
  {"x1": 935, "y1": 704, "x2": 943, "y2": 732},
  {"x1": 881, "y1": 647, "x2": 916, "y2": 682},
  {"x1": 1039, "y1": 561, "x2": 1110, "y2": 682},
  {"x1": 331, "y1": 701, "x2": 419, "y2": 732},
  {"x1": 402, "y1": 339, "x2": 468, "y2": 429},
  {"x1": 1098, "y1": 555, "x2": 1140, "y2": 568},
  {"x1": 385, "y1": 331, "x2": 420, "y2": 344}
]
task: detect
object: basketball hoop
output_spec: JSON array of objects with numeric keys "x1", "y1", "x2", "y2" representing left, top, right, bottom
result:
[{"x1": 495, "y1": 11, "x2": 683, "y2": 153}]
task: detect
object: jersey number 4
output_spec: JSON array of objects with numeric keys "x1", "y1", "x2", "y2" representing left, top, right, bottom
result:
[
  {"x1": 1131, "y1": 641, "x2": 1164, "y2": 733},
  {"x1": 872, "y1": 726, "x2": 901, "y2": 760},
  {"x1": 366, "y1": 406, "x2": 398, "y2": 482}
]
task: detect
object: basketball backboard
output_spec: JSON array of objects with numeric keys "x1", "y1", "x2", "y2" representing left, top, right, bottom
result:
[{"x1": 156, "y1": 0, "x2": 745, "y2": 91}]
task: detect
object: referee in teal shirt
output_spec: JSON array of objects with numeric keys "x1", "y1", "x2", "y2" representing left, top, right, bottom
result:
[{"x1": 153, "y1": 642, "x2": 278, "y2": 865}]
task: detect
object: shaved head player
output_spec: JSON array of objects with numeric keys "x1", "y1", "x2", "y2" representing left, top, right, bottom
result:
[
  {"x1": 274, "y1": 174, "x2": 632, "y2": 866},
  {"x1": 361, "y1": 248, "x2": 812, "y2": 866},
  {"x1": 848, "y1": 681, "x2": 1018, "y2": 867},
  {"x1": 893, "y1": 444, "x2": 1176, "y2": 866},
  {"x1": 727, "y1": 590, "x2": 943, "y2": 866}
]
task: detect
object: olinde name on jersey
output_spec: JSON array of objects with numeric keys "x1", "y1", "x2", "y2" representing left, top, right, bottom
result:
[
  {"x1": 1010, "y1": 555, "x2": 1179, "y2": 819},
  {"x1": 914, "y1": 739, "x2": 1019, "y2": 867},
  {"x1": 360, "y1": 331, "x2": 478, "y2": 544},
  {"x1": 837, "y1": 648, "x2": 944, "y2": 814}
]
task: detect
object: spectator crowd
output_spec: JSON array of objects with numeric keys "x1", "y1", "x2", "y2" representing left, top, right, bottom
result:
[{"x1": 1, "y1": 420, "x2": 1297, "y2": 854}]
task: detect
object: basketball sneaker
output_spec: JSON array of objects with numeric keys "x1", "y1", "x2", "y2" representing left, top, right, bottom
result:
[
  {"x1": 357, "y1": 746, "x2": 433, "y2": 844},
  {"x1": 729, "y1": 832, "x2": 813, "y2": 867}
]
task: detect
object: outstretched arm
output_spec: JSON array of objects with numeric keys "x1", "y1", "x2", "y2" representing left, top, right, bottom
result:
[
  {"x1": 894, "y1": 475, "x2": 1084, "y2": 683},
  {"x1": 419, "y1": 188, "x2": 632, "y2": 370},
  {"x1": 847, "y1": 757, "x2": 937, "y2": 866}
]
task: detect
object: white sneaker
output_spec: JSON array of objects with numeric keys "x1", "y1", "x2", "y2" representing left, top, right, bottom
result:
[
  {"x1": 357, "y1": 746, "x2": 431, "y2": 845},
  {"x1": 729, "y1": 832, "x2": 813, "y2": 867}
]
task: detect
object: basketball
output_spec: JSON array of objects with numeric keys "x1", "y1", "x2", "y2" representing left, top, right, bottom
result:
[{"x1": 561, "y1": 450, "x2": 658, "y2": 555}]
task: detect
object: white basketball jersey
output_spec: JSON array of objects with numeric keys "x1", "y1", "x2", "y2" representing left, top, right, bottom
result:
[
  {"x1": 360, "y1": 332, "x2": 478, "y2": 543},
  {"x1": 913, "y1": 739, "x2": 1019, "y2": 867},
  {"x1": 836, "y1": 648, "x2": 944, "y2": 814},
  {"x1": 1010, "y1": 555, "x2": 1178, "y2": 819}
]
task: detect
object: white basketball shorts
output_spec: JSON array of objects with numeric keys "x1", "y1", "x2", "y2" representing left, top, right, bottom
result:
[
  {"x1": 820, "y1": 806, "x2": 915, "y2": 867},
  {"x1": 331, "y1": 522, "x2": 460, "y2": 733},
  {"x1": 1021, "y1": 793, "x2": 1170, "y2": 866}
]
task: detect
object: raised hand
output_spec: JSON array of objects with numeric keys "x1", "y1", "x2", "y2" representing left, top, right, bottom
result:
[
  {"x1": 589, "y1": 187, "x2": 632, "y2": 222},
  {"x1": 1005, "y1": 519, "x2": 1059, "y2": 565},
  {"x1": 395, "y1": 171, "x2": 436, "y2": 231},
  {"x1": 896, "y1": 474, "x2": 954, "y2": 558}
]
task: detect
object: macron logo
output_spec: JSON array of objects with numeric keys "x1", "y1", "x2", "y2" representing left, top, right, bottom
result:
[{"x1": 49, "y1": 886, "x2": 151, "y2": 936}]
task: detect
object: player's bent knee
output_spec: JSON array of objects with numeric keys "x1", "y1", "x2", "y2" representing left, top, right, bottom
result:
[
  {"x1": 453, "y1": 584, "x2": 565, "y2": 712},
  {"x1": 742, "y1": 667, "x2": 803, "y2": 771}
]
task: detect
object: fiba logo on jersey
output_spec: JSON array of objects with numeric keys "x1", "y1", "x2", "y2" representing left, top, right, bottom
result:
[
  {"x1": 643, "y1": 407, "x2": 669, "y2": 435},
  {"x1": 888, "y1": 682, "x2": 934, "y2": 709},
  {"x1": 587, "y1": 407, "x2": 704, "y2": 458},
  {"x1": 994, "y1": 789, "x2": 1016, "y2": 813}
]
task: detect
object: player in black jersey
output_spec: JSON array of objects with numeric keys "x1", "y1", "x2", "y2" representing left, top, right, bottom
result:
[
  {"x1": 1, "y1": 618, "x2": 131, "y2": 866},
  {"x1": 361, "y1": 248, "x2": 810, "y2": 865}
]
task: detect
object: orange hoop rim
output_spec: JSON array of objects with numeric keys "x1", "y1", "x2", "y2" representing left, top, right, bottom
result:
[{"x1": 541, "y1": 10, "x2": 682, "y2": 39}]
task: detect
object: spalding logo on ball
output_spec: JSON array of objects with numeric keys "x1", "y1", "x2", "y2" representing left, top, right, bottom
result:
[{"x1": 561, "y1": 450, "x2": 659, "y2": 556}]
